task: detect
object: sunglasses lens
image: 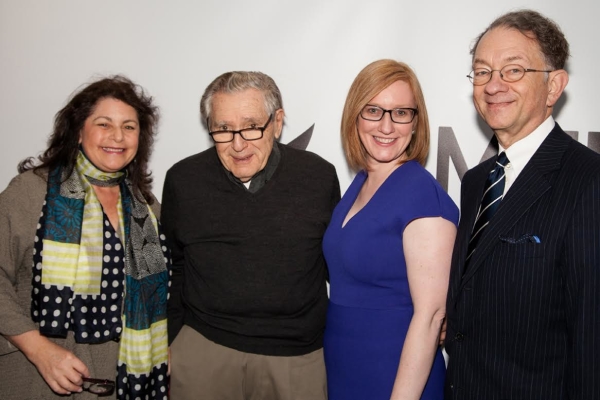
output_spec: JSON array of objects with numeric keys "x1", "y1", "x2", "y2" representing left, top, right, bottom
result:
[{"x1": 87, "y1": 383, "x2": 114, "y2": 395}]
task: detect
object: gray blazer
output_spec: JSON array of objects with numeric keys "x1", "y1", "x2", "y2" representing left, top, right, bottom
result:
[{"x1": 0, "y1": 169, "x2": 160, "y2": 399}]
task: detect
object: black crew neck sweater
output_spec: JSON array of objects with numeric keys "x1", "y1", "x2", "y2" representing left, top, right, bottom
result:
[{"x1": 162, "y1": 143, "x2": 340, "y2": 356}]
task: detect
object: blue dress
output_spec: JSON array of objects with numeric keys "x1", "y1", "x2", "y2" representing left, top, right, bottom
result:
[{"x1": 323, "y1": 161, "x2": 459, "y2": 400}]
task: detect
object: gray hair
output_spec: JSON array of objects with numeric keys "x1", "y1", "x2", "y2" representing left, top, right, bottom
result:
[{"x1": 200, "y1": 71, "x2": 283, "y2": 126}]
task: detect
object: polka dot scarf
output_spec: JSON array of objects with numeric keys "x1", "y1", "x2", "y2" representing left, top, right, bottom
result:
[{"x1": 31, "y1": 151, "x2": 170, "y2": 399}]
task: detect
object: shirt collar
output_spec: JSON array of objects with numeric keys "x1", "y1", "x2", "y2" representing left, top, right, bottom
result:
[
  {"x1": 225, "y1": 141, "x2": 281, "y2": 193},
  {"x1": 499, "y1": 116, "x2": 555, "y2": 177}
]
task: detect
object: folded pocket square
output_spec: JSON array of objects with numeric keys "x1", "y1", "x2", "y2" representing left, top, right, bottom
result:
[{"x1": 499, "y1": 234, "x2": 541, "y2": 244}]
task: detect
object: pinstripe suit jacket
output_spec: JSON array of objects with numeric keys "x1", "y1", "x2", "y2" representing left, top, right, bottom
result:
[{"x1": 445, "y1": 124, "x2": 600, "y2": 400}]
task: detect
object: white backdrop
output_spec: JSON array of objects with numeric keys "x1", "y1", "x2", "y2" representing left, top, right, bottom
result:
[{"x1": 1, "y1": 0, "x2": 599, "y2": 203}]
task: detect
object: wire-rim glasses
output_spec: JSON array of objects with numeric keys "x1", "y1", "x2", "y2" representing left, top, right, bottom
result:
[
  {"x1": 467, "y1": 64, "x2": 554, "y2": 86},
  {"x1": 208, "y1": 114, "x2": 273, "y2": 143},
  {"x1": 360, "y1": 105, "x2": 418, "y2": 124},
  {"x1": 82, "y1": 377, "x2": 115, "y2": 396}
]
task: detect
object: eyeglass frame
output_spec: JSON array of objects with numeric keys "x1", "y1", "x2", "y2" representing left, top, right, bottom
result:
[
  {"x1": 467, "y1": 64, "x2": 554, "y2": 86},
  {"x1": 82, "y1": 377, "x2": 115, "y2": 396},
  {"x1": 207, "y1": 114, "x2": 273, "y2": 143},
  {"x1": 359, "y1": 104, "x2": 418, "y2": 124}
]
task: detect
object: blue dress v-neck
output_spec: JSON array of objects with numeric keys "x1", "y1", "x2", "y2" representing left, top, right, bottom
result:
[{"x1": 323, "y1": 161, "x2": 459, "y2": 400}]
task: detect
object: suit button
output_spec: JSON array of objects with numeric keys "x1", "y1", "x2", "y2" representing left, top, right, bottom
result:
[{"x1": 454, "y1": 332, "x2": 465, "y2": 342}]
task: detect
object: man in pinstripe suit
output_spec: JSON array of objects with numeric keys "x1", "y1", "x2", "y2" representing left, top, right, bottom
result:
[{"x1": 445, "y1": 10, "x2": 600, "y2": 399}]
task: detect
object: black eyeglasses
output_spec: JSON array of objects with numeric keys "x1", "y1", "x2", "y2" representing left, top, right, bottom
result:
[
  {"x1": 360, "y1": 105, "x2": 418, "y2": 124},
  {"x1": 82, "y1": 377, "x2": 115, "y2": 396},
  {"x1": 467, "y1": 64, "x2": 554, "y2": 86},
  {"x1": 208, "y1": 114, "x2": 273, "y2": 143}
]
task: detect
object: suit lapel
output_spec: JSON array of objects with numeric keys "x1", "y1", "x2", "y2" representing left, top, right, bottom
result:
[
  {"x1": 452, "y1": 157, "x2": 494, "y2": 282},
  {"x1": 457, "y1": 125, "x2": 571, "y2": 289}
]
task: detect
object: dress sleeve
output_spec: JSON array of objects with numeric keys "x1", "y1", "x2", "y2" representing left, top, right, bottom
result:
[{"x1": 398, "y1": 165, "x2": 459, "y2": 231}]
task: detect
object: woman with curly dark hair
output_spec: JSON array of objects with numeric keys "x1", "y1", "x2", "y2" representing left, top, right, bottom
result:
[{"x1": 0, "y1": 75, "x2": 170, "y2": 399}]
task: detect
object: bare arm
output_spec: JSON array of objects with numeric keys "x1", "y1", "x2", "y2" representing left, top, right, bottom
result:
[{"x1": 389, "y1": 217, "x2": 456, "y2": 400}]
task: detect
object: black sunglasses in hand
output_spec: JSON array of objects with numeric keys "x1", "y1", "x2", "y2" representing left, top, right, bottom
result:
[{"x1": 82, "y1": 377, "x2": 115, "y2": 396}]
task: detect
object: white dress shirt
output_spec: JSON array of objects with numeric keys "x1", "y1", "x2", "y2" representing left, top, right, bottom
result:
[{"x1": 499, "y1": 116, "x2": 556, "y2": 196}]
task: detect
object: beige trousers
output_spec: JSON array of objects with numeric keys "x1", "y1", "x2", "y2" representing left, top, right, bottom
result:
[{"x1": 170, "y1": 325, "x2": 327, "y2": 400}]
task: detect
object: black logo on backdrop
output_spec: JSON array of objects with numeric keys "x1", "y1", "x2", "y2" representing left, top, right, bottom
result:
[{"x1": 437, "y1": 127, "x2": 600, "y2": 191}]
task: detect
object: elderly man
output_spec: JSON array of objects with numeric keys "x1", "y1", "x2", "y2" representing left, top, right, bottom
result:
[
  {"x1": 161, "y1": 71, "x2": 340, "y2": 400},
  {"x1": 445, "y1": 10, "x2": 600, "y2": 400}
]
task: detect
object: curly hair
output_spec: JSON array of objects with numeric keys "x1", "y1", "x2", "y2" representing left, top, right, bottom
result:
[
  {"x1": 341, "y1": 59, "x2": 430, "y2": 172},
  {"x1": 19, "y1": 75, "x2": 160, "y2": 204},
  {"x1": 471, "y1": 9, "x2": 570, "y2": 70}
]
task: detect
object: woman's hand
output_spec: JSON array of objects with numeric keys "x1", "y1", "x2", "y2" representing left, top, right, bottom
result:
[
  {"x1": 7, "y1": 330, "x2": 90, "y2": 395},
  {"x1": 439, "y1": 318, "x2": 447, "y2": 346}
]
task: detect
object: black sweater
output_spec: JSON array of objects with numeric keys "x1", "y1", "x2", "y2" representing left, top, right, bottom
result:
[{"x1": 162, "y1": 143, "x2": 340, "y2": 356}]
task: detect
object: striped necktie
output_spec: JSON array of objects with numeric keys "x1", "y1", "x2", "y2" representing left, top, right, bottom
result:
[{"x1": 466, "y1": 152, "x2": 509, "y2": 264}]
